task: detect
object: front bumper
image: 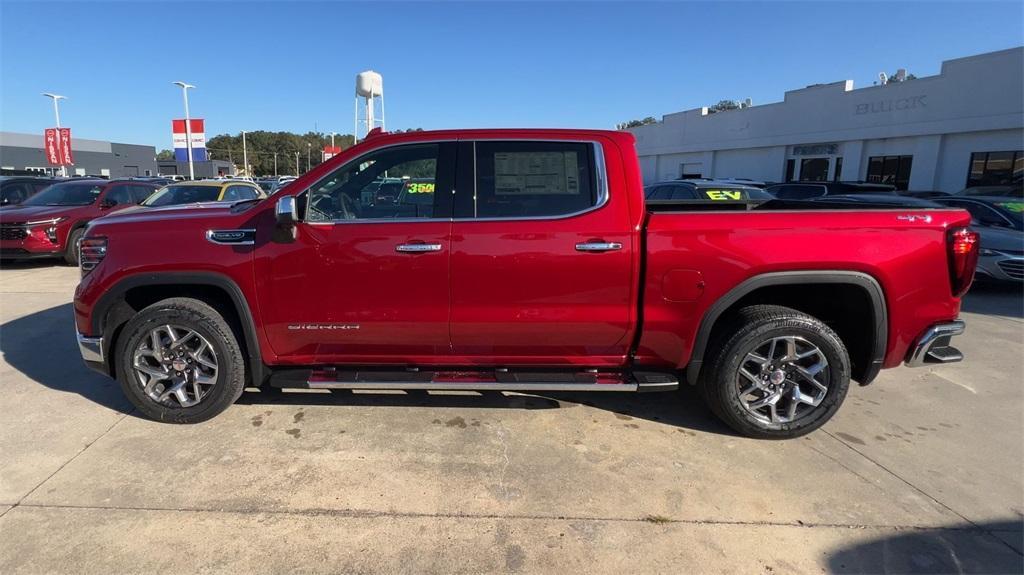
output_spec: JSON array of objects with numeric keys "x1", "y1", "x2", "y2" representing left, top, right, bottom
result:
[
  {"x1": 77, "y1": 332, "x2": 107, "y2": 374},
  {"x1": 976, "y1": 252, "x2": 1024, "y2": 282},
  {"x1": 904, "y1": 320, "x2": 965, "y2": 367}
]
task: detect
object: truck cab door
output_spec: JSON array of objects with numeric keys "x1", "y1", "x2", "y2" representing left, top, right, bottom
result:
[
  {"x1": 254, "y1": 142, "x2": 456, "y2": 364},
  {"x1": 448, "y1": 139, "x2": 635, "y2": 366}
]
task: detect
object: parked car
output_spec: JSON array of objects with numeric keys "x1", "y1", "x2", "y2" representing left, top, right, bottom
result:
[
  {"x1": 0, "y1": 179, "x2": 158, "y2": 264},
  {"x1": 957, "y1": 185, "x2": 1023, "y2": 198},
  {"x1": 74, "y1": 128, "x2": 977, "y2": 439},
  {"x1": 931, "y1": 196, "x2": 1023, "y2": 282},
  {"x1": 644, "y1": 180, "x2": 773, "y2": 203},
  {"x1": 766, "y1": 181, "x2": 897, "y2": 200},
  {"x1": 0, "y1": 176, "x2": 57, "y2": 206},
  {"x1": 140, "y1": 181, "x2": 265, "y2": 207},
  {"x1": 801, "y1": 194, "x2": 946, "y2": 208}
]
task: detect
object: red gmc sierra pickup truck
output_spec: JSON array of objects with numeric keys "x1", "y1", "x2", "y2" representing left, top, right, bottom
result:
[{"x1": 73, "y1": 129, "x2": 979, "y2": 438}]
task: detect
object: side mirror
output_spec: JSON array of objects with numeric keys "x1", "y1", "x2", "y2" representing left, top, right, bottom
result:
[
  {"x1": 275, "y1": 196, "x2": 297, "y2": 225},
  {"x1": 272, "y1": 196, "x2": 297, "y2": 243},
  {"x1": 99, "y1": 198, "x2": 117, "y2": 209}
]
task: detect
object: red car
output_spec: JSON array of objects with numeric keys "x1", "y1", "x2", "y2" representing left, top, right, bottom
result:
[
  {"x1": 0, "y1": 178, "x2": 158, "y2": 265},
  {"x1": 73, "y1": 129, "x2": 978, "y2": 438}
]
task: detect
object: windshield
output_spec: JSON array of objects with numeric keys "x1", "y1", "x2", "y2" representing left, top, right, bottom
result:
[
  {"x1": 21, "y1": 182, "x2": 102, "y2": 206},
  {"x1": 142, "y1": 185, "x2": 222, "y2": 207},
  {"x1": 994, "y1": 201, "x2": 1024, "y2": 225}
]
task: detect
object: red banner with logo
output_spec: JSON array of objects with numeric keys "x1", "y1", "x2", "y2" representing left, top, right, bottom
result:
[
  {"x1": 59, "y1": 128, "x2": 73, "y2": 165},
  {"x1": 44, "y1": 128, "x2": 60, "y2": 165}
]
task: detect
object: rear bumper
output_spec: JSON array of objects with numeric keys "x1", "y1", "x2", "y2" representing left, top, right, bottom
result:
[{"x1": 904, "y1": 320, "x2": 965, "y2": 367}]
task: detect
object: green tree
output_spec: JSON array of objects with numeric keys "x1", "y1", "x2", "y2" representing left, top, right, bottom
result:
[
  {"x1": 156, "y1": 149, "x2": 174, "y2": 161},
  {"x1": 616, "y1": 116, "x2": 657, "y2": 130},
  {"x1": 205, "y1": 131, "x2": 357, "y2": 176}
]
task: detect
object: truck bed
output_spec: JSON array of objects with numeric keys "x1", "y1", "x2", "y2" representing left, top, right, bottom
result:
[{"x1": 635, "y1": 207, "x2": 971, "y2": 379}]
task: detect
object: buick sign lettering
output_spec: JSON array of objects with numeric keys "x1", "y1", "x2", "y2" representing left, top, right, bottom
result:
[{"x1": 856, "y1": 95, "x2": 927, "y2": 115}]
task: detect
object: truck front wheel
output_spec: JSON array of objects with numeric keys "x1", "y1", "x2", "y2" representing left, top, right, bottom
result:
[
  {"x1": 700, "y1": 305, "x2": 851, "y2": 439},
  {"x1": 115, "y1": 297, "x2": 246, "y2": 423}
]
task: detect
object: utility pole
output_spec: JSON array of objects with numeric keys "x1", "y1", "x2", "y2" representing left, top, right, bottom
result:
[
  {"x1": 241, "y1": 130, "x2": 248, "y2": 177},
  {"x1": 273, "y1": 152, "x2": 278, "y2": 177},
  {"x1": 306, "y1": 143, "x2": 311, "y2": 172},
  {"x1": 172, "y1": 81, "x2": 196, "y2": 180},
  {"x1": 42, "y1": 93, "x2": 68, "y2": 177},
  {"x1": 295, "y1": 151, "x2": 299, "y2": 175}
]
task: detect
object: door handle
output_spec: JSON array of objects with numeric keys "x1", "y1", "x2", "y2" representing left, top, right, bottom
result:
[
  {"x1": 575, "y1": 241, "x2": 623, "y2": 252},
  {"x1": 396, "y1": 243, "x2": 443, "y2": 253}
]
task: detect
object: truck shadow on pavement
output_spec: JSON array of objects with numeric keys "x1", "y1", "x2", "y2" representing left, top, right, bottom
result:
[
  {"x1": 826, "y1": 519, "x2": 1023, "y2": 574},
  {"x1": 2, "y1": 303, "x2": 738, "y2": 435},
  {"x1": 0, "y1": 303, "x2": 137, "y2": 415}
]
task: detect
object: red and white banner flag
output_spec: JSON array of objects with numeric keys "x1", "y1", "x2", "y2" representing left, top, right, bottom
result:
[
  {"x1": 44, "y1": 128, "x2": 60, "y2": 165},
  {"x1": 59, "y1": 128, "x2": 73, "y2": 165}
]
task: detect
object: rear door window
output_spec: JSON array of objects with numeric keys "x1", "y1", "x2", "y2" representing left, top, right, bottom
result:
[
  {"x1": 130, "y1": 185, "x2": 156, "y2": 203},
  {"x1": 104, "y1": 184, "x2": 134, "y2": 205},
  {"x1": 467, "y1": 141, "x2": 596, "y2": 218}
]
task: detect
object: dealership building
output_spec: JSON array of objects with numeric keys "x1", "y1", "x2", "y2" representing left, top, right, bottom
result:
[
  {"x1": 0, "y1": 132, "x2": 158, "y2": 178},
  {"x1": 629, "y1": 47, "x2": 1023, "y2": 192}
]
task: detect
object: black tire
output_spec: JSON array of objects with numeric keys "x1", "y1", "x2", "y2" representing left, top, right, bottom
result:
[
  {"x1": 63, "y1": 227, "x2": 84, "y2": 266},
  {"x1": 700, "y1": 305, "x2": 851, "y2": 439},
  {"x1": 115, "y1": 297, "x2": 246, "y2": 423}
]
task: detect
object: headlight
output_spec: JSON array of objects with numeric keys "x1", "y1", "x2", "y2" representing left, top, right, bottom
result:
[{"x1": 79, "y1": 236, "x2": 107, "y2": 277}]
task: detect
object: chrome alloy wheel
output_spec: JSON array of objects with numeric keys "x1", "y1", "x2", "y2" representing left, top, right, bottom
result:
[
  {"x1": 132, "y1": 324, "x2": 218, "y2": 407},
  {"x1": 737, "y1": 336, "x2": 829, "y2": 425}
]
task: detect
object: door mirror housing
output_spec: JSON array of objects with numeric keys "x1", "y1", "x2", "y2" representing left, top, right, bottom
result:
[
  {"x1": 276, "y1": 196, "x2": 297, "y2": 225},
  {"x1": 272, "y1": 196, "x2": 298, "y2": 243},
  {"x1": 99, "y1": 198, "x2": 117, "y2": 209}
]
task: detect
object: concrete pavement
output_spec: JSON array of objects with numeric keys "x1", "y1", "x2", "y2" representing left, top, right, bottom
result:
[{"x1": 0, "y1": 263, "x2": 1021, "y2": 574}]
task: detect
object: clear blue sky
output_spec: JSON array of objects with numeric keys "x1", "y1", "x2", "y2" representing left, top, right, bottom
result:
[{"x1": 2, "y1": 1, "x2": 1021, "y2": 149}]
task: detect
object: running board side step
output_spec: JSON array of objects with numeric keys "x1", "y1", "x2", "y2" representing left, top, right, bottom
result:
[{"x1": 269, "y1": 369, "x2": 679, "y2": 393}]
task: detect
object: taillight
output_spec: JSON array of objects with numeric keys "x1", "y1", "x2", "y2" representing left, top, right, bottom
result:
[
  {"x1": 947, "y1": 228, "x2": 979, "y2": 297},
  {"x1": 79, "y1": 236, "x2": 107, "y2": 276}
]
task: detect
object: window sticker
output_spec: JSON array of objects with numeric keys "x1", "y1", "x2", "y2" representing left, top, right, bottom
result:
[
  {"x1": 996, "y1": 202, "x2": 1023, "y2": 213},
  {"x1": 702, "y1": 189, "x2": 746, "y2": 200},
  {"x1": 494, "y1": 151, "x2": 579, "y2": 195}
]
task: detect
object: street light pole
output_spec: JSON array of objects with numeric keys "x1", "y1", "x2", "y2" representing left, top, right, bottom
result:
[
  {"x1": 241, "y1": 130, "x2": 248, "y2": 177},
  {"x1": 42, "y1": 93, "x2": 67, "y2": 177},
  {"x1": 295, "y1": 151, "x2": 299, "y2": 175},
  {"x1": 274, "y1": 152, "x2": 278, "y2": 177},
  {"x1": 172, "y1": 81, "x2": 196, "y2": 180}
]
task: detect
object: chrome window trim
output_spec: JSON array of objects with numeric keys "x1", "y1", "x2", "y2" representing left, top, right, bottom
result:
[
  {"x1": 456, "y1": 138, "x2": 609, "y2": 222},
  {"x1": 293, "y1": 137, "x2": 611, "y2": 226}
]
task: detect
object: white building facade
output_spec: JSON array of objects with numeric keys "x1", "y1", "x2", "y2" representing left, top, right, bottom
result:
[{"x1": 629, "y1": 48, "x2": 1024, "y2": 192}]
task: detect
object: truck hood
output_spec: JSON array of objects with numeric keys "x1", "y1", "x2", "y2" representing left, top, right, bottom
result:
[
  {"x1": 0, "y1": 204, "x2": 89, "y2": 224},
  {"x1": 94, "y1": 201, "x2": 242, "y2": 225}
]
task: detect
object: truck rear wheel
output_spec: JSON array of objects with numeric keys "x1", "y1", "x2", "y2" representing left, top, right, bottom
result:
[
  {"x1": 700, "y1": 305, "x2": 850, "y2": 439},
  {"x1": 115, "y1": 297, "x2": 246, "y2": 423}
]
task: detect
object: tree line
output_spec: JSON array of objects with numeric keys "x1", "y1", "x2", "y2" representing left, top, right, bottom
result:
[{"x1": 157, "y1": 131, "x2": 357, "y2": 176}]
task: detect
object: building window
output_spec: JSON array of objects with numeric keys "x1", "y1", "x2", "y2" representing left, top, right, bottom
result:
[
  {"x1": 799, "y1": 158, "x2": 829, "y2": 181},
  {"x1": 866, "y1": 155, "x2": 912, "y2": 190},
  {"x1": 967, "y1": 151, "x2": 1023, "y2": 187},
  {"x1": 833, "y1": 157, "x2": 843, "y2": 182},
  {"x1": 784, "y1": 159, "x2": 795, "y2": 182}
]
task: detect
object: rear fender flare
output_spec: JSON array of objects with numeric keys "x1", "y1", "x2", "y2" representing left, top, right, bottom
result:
[{"x1": 684, "y1": 271, "x2": 887, "y2": 386}]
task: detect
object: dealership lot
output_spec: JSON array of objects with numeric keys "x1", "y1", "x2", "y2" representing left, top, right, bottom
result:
[{"x1": 0, "y1": 263, "x2": 1021, "y2": 573}]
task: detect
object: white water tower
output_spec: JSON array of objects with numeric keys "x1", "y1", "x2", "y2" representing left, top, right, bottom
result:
[{"x1": 354, "y1": 70, "x2": 385, "y2": 141}]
